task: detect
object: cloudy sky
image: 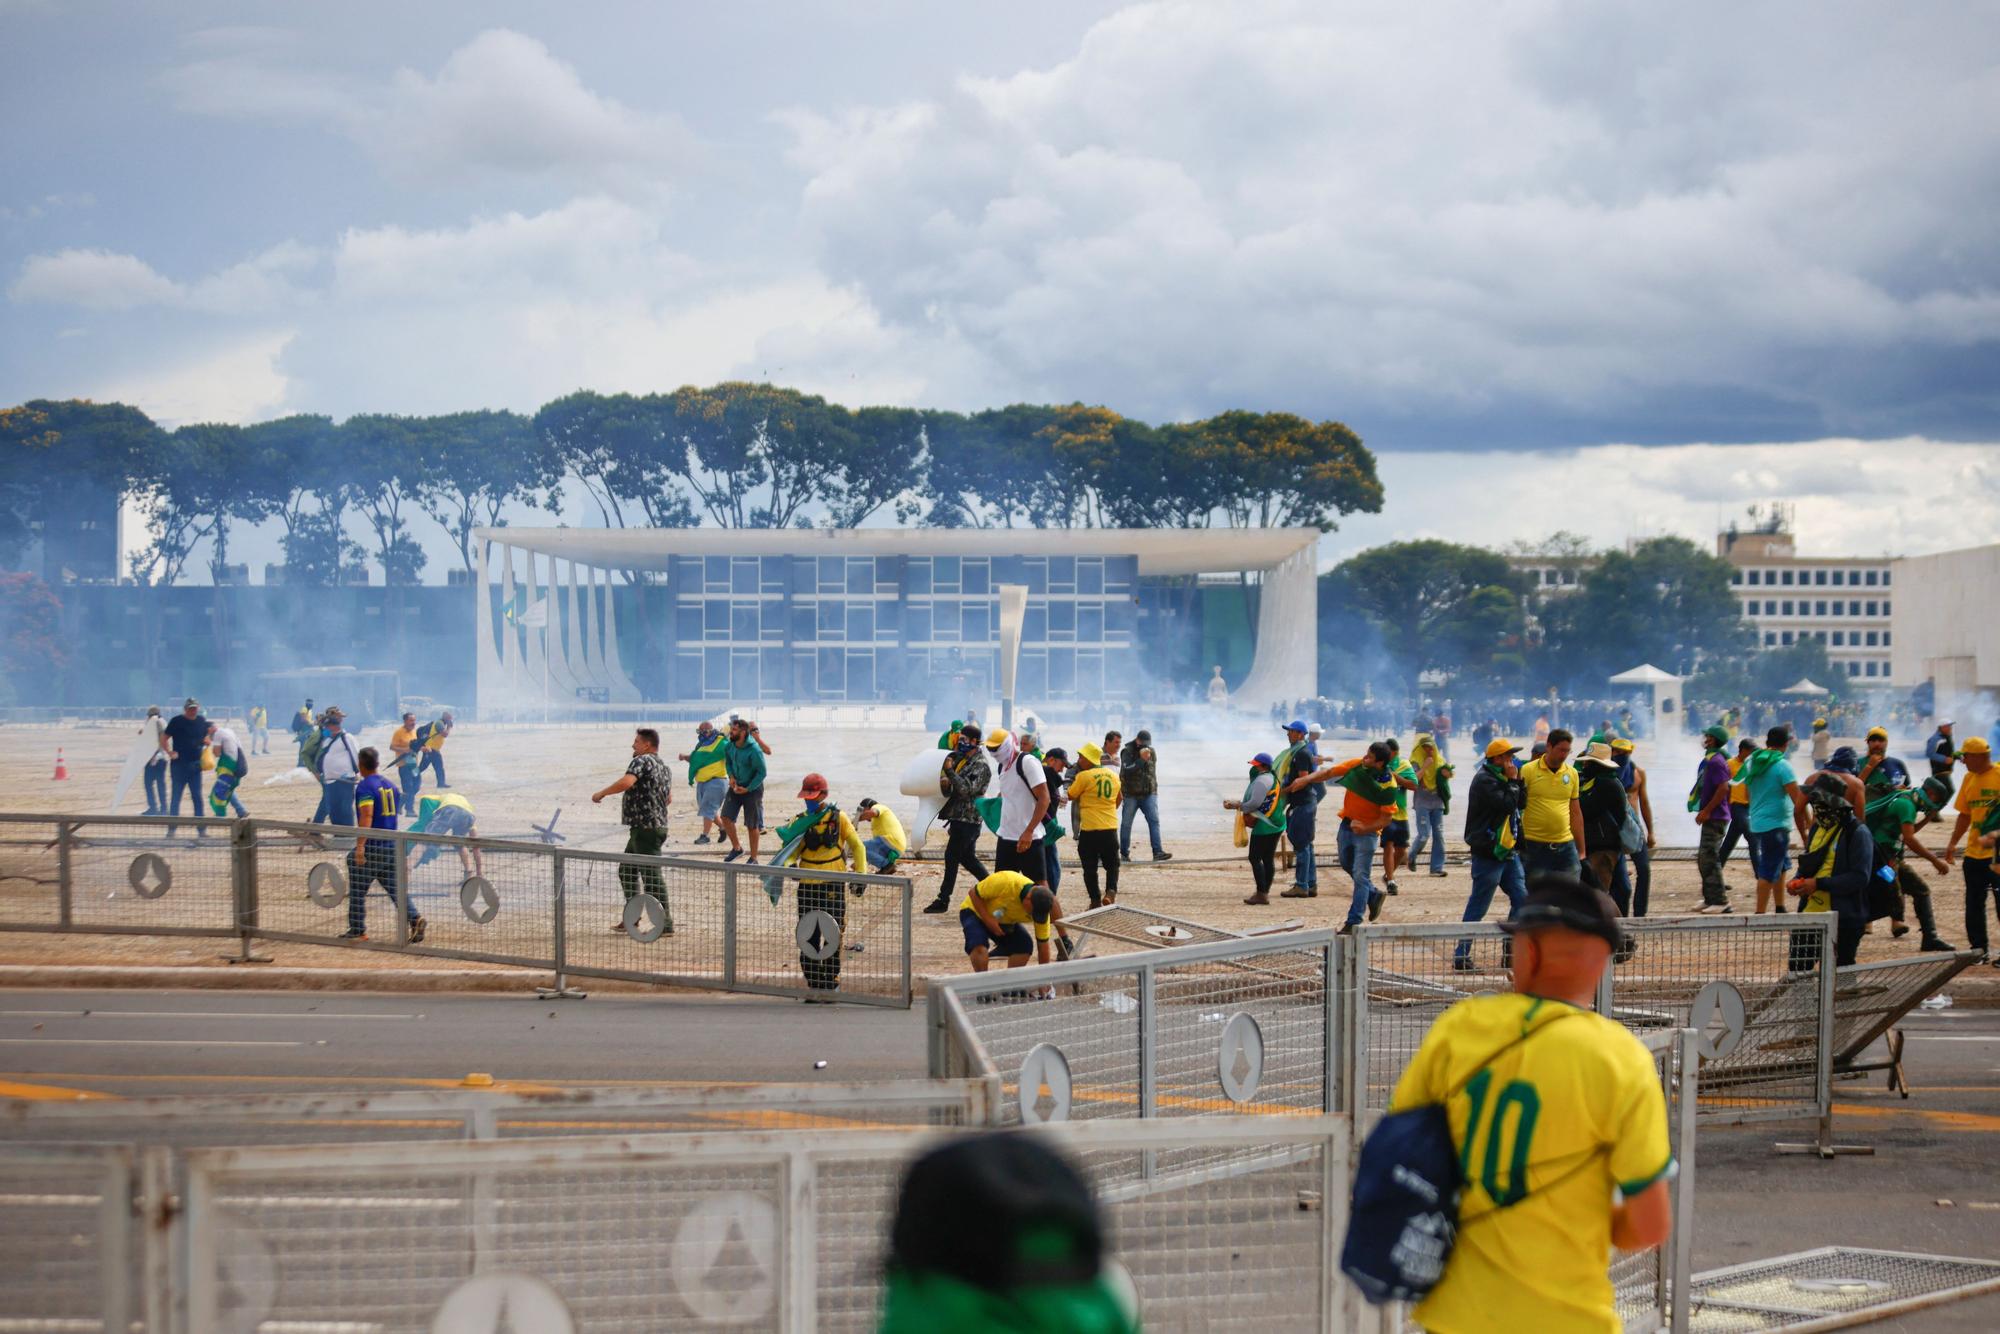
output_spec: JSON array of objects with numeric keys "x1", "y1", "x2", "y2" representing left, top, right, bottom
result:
[{"x1": 4, "y1": 0, "x2": 1997, "y2": 569}]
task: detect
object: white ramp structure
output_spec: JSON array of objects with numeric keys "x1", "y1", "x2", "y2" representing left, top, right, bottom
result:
[{"x1": 474, "y1": 527, "x2": 1320, "y2": 718}]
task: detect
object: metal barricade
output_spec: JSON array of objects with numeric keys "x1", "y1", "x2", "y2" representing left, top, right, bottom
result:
[
  {"x1": 180, "y1": 1117, "x2": 1350, "y2": 1334},
  {"x1": 1829, "y1": 951, "x2": 1983, "y2": 1088},
  {"x1": 929, "y1": 931, "x2": 1341, "y2": 1122},
  {"x1": 0, "y1": 814, "x2": 916, "y2": 1008},
  {"x1": 0, "y1": 1144, "x2": 139, "y2": 1334}
]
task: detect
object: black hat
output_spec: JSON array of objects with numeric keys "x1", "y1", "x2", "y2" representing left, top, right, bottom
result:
[
  {"x1": 1499, "y1": 875, "x2": 1627, "y2": 953},
  {"x1": 888, "y1": 1134, "x2": 1102, "y2": 1289}
]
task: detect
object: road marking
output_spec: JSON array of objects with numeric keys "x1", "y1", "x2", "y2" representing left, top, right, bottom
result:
[
  {"x1": 0, "y1": 1010, "x2": 415, "y2": 1020},
  {"x1": 0, "y1": 1038, "x2": 302, "y2": 1048},
  {"x1": 0, "y1": 1078, "x2": 118, "y2": 1100},
  {"x1": 1835, "y1": 1104, "x2": 2000, "y2": 1133}
]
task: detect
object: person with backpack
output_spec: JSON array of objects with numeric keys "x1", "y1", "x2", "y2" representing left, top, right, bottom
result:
[
  {"x1": 1690, "y1": 725, "x2": 1735, "y2": 913},
  {"x1": 1864, "y1": 773, "x2": 1955, "y2": 952},
  {"x1": 1787, "y1": 772, "x2": 1876, "y2": 968},
  {"x1": 1575, "y1": 741, "x2": 1631, "y2": 902},
  {"x1": 314, "y1": 707, "x2": 361, "y2": 829},
  {"x1": 927, "y1": 724, "x2": 992, "y2": 914},
  {"x1": 1225, "y1": 751, "x2": 1286, "y2": 906},
  {"x1": 1609, "y1": 737, "x2": 1653, "y2": 917},
  {"x1": 1345, "y1": 877, "x2": 1672, "y2": 1324},
  {"x1": 779, "y1": 772, "x2": 865, "y2": 998},
  {"x1": 1453, "y1": 737, "x2": 1527, "y2": 970},
  {"x1": 415, "y1": 712, "x2": 453, "y2": 790},
  {"x1": 1117, "y1": 730, "x2": 1170, "y2": 863}
]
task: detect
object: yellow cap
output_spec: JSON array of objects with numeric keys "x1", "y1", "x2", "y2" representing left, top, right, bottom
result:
[
  {"x1": 985, "y1": 728, "x2": 1009, "y2": 749},
  {"x1": 1079, "y1": 743, "x2": 1103, "y2": 766},
  {"x1": 1866, "y1": 726, "x2": 1888, "y2": 741},
  {"x1": 1960, "y1": 737, "x2": 1991, "y2": 756}
]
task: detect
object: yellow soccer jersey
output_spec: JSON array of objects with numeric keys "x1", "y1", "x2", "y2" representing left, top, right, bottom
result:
[
  {"x1": 959, "y1": 870, "x2": 1051, "y2": 941},
  {"x1": 1390, "y1": 993, "x2": 1674, "y2": 1334},
  {"x1": 1067, "y1": 765, "x2": 1122, "y2": 831}
]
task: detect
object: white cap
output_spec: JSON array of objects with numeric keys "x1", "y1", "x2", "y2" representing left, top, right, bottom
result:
[{"x1": 1308, "y1": 723, "x2": 1323, "y2": 737}]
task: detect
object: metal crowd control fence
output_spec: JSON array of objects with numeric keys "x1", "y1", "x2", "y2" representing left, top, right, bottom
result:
[
  {"x1": 929, "y1": 929, "x2": 1341, "y2": 1123},
  {"x1": 171, "y1": 1117, "x2": 1348, "y2": 1334},
  {"x1": 0, "y1": 813, "x2": 916, "y2": 1007},
  {"x1": 1829, "y1": 950, "x2": 1983, "y2": 1094}
]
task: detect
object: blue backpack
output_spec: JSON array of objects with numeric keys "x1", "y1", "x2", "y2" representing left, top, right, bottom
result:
[{"x1": 1342, "y1": 1014, "x2": 1578, "y2": 1305}]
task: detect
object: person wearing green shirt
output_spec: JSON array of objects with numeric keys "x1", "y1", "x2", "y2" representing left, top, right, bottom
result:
[
  {"x1": 677, "y1": 719, "x2": 731, "y2": 845},
  {"x1": 1380, "y1": 736, "x2": 1417, "y2": 895},
  {"x1": 1864, "y1": 774, "x2": 1955, "y2": 951},
  {"x1": 719, "y1": 718, "x2": 769, "y2": 864}
]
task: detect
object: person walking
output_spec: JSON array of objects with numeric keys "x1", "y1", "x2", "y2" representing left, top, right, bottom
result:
[
  {"x1": 1865, "y1": 774, "x2": 1955, "y2": 952},
  {"x1": 1743, "y1": 726, "x2": 1809, "y2": 914},
  {"x1": 1810, "y1": 717, "x2": 1832, "y2": 768},
  {"x1": 161, "y1": 697, "x2": 210, "y2": 834},
  {"x1": 1691, "y1": 725, "x2": 1735, "y2": 913},
  {"x1": 928, "y1": 723, "x2": 991, "y2": 914},
  {"x1": 141, "y1": 705, "x2": 169, "y2": 816},
  {"x1": 718, "y1": 717, "x2": 767, "y2": 864},
  {"x1": 993, "y1": 732, "x2": 1050, "y2": 881},
  {"x1": 855, "y1": 798, "x2": 906, "y2": 873},
  {"x1": 389, "y1": 711, "x2": 422, "y2": 808},
  {"x1": 1067, "y1": 743, "x2": 1122, "y2": 907},
  {"x1": 1226, "y1": 751, "x2": 1287, "y2": 905},
  {"x1": 342, "y1": 746, "x2": 425, "y2": 943},
  {"x1": 1519, "y1": 728, "x2": 1584, "y2": 878},
  {"x1": 1408, "y1": 732, "x2": 1450, "y2": 878},
  {"x1": 1384, "y1": 878, "x2": 1672, "y2": 1333},
  {"x1": 1453, "y1": 737, "x2": 1527, "y2": 969},
  {"x1": 1291, "y1": 742, "x2": 1403, "y2": 931},
  {"x1": 1038, "y1": 744, "x2": 1070, "y2": 896},
  {"x1": 416, "y1": 711, "x2": 453, "y2": 789},
  {"x1": 1609, "y1": 737, "x2": 1653, "y2": 916},
  {"x1": 1787, "y1": 774, "x2": 1875, "y2": 967},
  {"x1": 1716, "y1": 738, "x2": 1756, "y2": 871},
  {"x1": 248, "y1": 703, "x2": 270, "y2": 755},
  {"x1": 315, "y1": 707, "x2": 361, "y2": 829},
  {"x1": 1943, "y1": 736, "x2": 2000, "y2": 964},
  {"x1": 1380, "y1": 737, "x2": 1416, "y2": 895},
  {"x1": 1117, "y1": 730, "x2": 1170, "y2": 862},
  {"x1": 784, "y1": 772, "x2": 865, "y2": 998},
  {"x1": 290, "y1": 700, "x2": 316, "y2": 758},
  {"x1": 1925, "y1": 721, "x2": 1957, "y2": 779},
  {"x1": 591, "y1": 727, "x2": 674, "y2": 935},
  {"x1": 678, "y1": 720, "x2": 730, "y2": 844},
  {"x1": 1575, "y1": 740, "x2": 1630, "y2": 901},
  {"x1": 1276, "y1": 720, "x2": 1320, "y2": 898},
  {"x1": 205, "y1": 722, "x2": 249, "y2": 817}
]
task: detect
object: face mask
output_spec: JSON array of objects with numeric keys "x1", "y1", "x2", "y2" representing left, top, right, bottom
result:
[{"x1": 806, "y1": 799, "x2": 825, "y2": 813}]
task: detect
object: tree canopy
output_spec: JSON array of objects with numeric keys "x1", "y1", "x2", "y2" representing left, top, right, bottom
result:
[{"x1": 1322, "y1": 541, "x2": 1529, "y2": 691}]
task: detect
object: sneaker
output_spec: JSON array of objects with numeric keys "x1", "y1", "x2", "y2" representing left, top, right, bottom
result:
[
  {"x1": 1428, "y1": 869, "x2": 1449, "y2": 878},
  {"x1": 407, "y1": 916, "x2": 426, "y2": 944},
  {"x1": 1279, "y1": 886, "x2": 1316, "y2": 898},
  {"x1": 1697, "y1": 903, "x2": 1731, "y2": 915},
  {"x1": 1367, "y1": 890, "x2": 1386, "y2": 921},
  {"x1": 1891, "y1": 923, "x2": 1911, "y2": 938},
  {"x1": 1919, "y1": 938, "x2": 1955, "y2": 953},
  {"x1": 922, "y1": 898, "x2": 949, "y2": 915},
  {"x1": 661, "y1": 924, "x2": 675, "y2": 937},
  {"x1": 723, "y1": 850, "x2": 744, "y2": 863},
  {"x1": 744, "y1": 857, "x2": 758, "y2": 866},
  {"x1": 612, "y1": 919, "x2": 628, "y2": 933},
  {"x1": 338, "y1": 928, "x2": 367, "y2": 940},
  {"x1": 1386, "y1": 880, "x2": 1399, "y2": 896},
  {"x1": 1243, "y1": 892, "x2": 1270, "y2": 905},
  {"x1": 694, "y1": 834, "x2": 711, "y2": 845},
  {"x1": 1152, "y1": 851, "x2": 1173, "y2": 862},
  {"x1": 1451, "y1": 956, "x2": 1477, "y2": 973},
  {"x1": 1337, "y1": 923, "x2": 1357, "y2": 935}
]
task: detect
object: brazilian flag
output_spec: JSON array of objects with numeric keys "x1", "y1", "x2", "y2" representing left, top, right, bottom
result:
[{"x1": 1336, "y1": 764, "x2": 1399, "y2": 807}]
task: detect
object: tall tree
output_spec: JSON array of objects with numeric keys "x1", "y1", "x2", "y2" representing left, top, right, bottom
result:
[
  {"x1": 342, "y1": 414, "x2": 432, "y2": 585},
  {"x1": 416, "y1": 410, "x2": 561, "y2": 572},
  {"x1": 1190, "y1": 411, "x2": 1383, "y2": 531},
  {"x1": 1, "y1": 399, "x2": 162, "y2": 573},
  {"x1": 0, "y1": 571, "x2": 68, "y2": 706},
  {"x1": 1324, "y1": 541, "x2": 1529, "y2": 690},
  {"x1": 535, "y1": 391, "x2": 692, "y2": 530},
  {"x1": 1537, "y1": 536, "x2": 1753, "y2": 687}
]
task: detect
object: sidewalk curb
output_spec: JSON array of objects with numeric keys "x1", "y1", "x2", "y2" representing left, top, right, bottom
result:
[{"x1": 0, "y1": 965, "x2": 655, "y2": 994}]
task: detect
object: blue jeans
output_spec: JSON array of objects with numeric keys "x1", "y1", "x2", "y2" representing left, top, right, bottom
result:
[
  {"x1": 1287, "y1": 801, "x2": 1318, "y2": 890},
  {"x1": 323, "y1": 778, "x2": 357, "y2": 828},
  {"x1": 419, "y1": 749, "x2": 447, "y2": 787},
  {"x1": 1456, "y1": 853, "x2": 1527, "y2": 963},
  {"x1": 398, "y1": 763, "x2": 421, "y2": 808},
  {"x1": 167, "y1": 763, "x2": 204, "y2": 834},
  {"x1": 864, "y1": 835, "x2": 899, "y2": 873},
  {"x1": 1613, "y1": 847, "x2": 1651, "y2": 917},
  {"x1": 143, "y1": 763, "x2": 167, "y2": 815},
  {"x1": 1519, "y1": 839, "x2": 1580, "y2": 880},
  {"x1": 1336, "y1": 822, "x2": 1380, "y2": 926},
  {"x1": 1411, "y1": 806, "x2": 1446, "y2": 873},
  {"x1": 1045, "y1": 839, "x2": 1063, "y2": 894},
  {"x1": 1119, "y1": 794, "x2": 1163, "y2": 859}
]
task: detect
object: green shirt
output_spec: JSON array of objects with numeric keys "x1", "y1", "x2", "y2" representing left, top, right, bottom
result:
[{"x1": 1391, "y1": 757, "x2": 1415, "y2": 818}]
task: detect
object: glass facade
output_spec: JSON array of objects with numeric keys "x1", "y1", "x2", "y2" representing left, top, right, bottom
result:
[{"x1": 659, "y1": 553, "x2": 1140, "y2": 703}]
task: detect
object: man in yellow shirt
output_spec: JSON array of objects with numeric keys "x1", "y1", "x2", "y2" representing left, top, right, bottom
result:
[
  {"x1": 1943, "y1": 736, "x2": 2000, "y2": 964},
  {"x1": 855, "y1": 798, "x2": 907, "y2": 872},
  {"x1": 1067, "y1": 742, "x2": 1123, "y2": 906},
  {"x1": 787, "y1": 773, "x2": 867, "y2": 998},
  {"x1": 1389, "y1": 877, "x2": 1673, "y2": 1333},
  {"x1": 959, "y1": 869, "x2": 1069, "y2": 973},
  {"x1": 1519, "y1": 728, "x2": 1584, "y2": 879},
  {"x1": 388, "y1": 711, "x2": 422, "y2": 807}
]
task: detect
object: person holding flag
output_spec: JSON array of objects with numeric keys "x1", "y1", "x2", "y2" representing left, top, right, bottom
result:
[
  {"x1": 1225, "y1": 751, "x2": 1286, "y2": 905},
  {"x1": 1290, "y1": 741, "x2": 1411, "y2": 932}
]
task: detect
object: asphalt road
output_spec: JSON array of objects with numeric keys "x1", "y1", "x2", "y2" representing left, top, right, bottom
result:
[{"x1": 3, "y1": 988, "x2": 1999, "y2": 1327}]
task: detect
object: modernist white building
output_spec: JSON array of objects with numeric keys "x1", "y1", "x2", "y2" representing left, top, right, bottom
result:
[
  {"x1": 472, "y1": 527, "x2": 1319, "y2": 716},
  {"x1": 1889, "y1": 542, "x2": 2000, "y2": 698}
]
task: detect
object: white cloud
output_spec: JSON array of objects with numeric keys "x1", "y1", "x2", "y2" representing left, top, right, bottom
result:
[
  {"x1": 162, "y1": 27, "x2": 699, "y2": 191},
  {"x1": 93, "y1": 331, "x2": 295, "y2": 428},
  {"x1": 11, "y1": 249, "x2": 182, "y2": 309},
  {"x1": 777, "y1": 0, "x2": 2000, "y2": 436}
]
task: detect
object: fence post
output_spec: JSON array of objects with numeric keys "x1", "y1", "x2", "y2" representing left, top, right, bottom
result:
[
  {"x1": 538, "y1": 851, "x2": 586, "y2": 1000},
  {"x1": 723, "y1": 868, "x2": 739, "y2": 988},
  {"x1": 140, "y1": 1146, "x2": 180, "y2": 1334},
  {"x1": 98, "y1": 1149, "x2": 135, "y2": 1334},
  {"x1": 391, "y1": 832, "x2": 412, "y2": 947},
  {"x1": 1671, "y1": 1027, "x2": 1699, "y2": 1334},
  {"x1": 784, "y1": 1145, "x2": 816, "y2": 1334},
  {"x1": 1815, "y1": 916, "x2": 1836, "y2": 1154},
  {"x1": 900, "y1": 875, "x2": 914, "y2": 1006},
  {"x1": 55, "y1": 819, "x2": 72, "y2": 929},
  {"x1": 1322, "y1": 939, "x2": 1339, "y2": 1115},
  {"x1": 225, "y1": 819, "x2": 271, "y2": 964},
  {"x1": 1137, "y1": 963, "x2": 1158, "y2": 1118}
]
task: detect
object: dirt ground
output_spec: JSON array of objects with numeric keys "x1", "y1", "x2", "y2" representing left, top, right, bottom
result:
[{"x1": 2, "y1": 715, "x2": 1985, "y2": 985}]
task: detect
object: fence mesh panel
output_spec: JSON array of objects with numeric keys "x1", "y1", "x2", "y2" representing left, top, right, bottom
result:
[
  {"x1": 1828, "y1": 952, "x2": 1981, "y2": 1068},
  {"x1": 1686, "y1": 1247, "x2": 2000, "y2": 1329},
  {"x1": 1152, "y1": 945, "x2": 1330, "y2": 1118},
  {"x1": 1612, "y1": 917, "x2": 1829, "y2": 1123},
  {"x1": 61, "y1": 817, "x2": 239, "y2": 935},
  {"x1": 1355, "y1": 924, "x2": 1506, "y2": 1114},
  {"x1": 0, "y1": 1147, "x2": 127, "y2": 1330},
  {"x1": 0, "y1": 816, "x2": 63, "y2": 926}
]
